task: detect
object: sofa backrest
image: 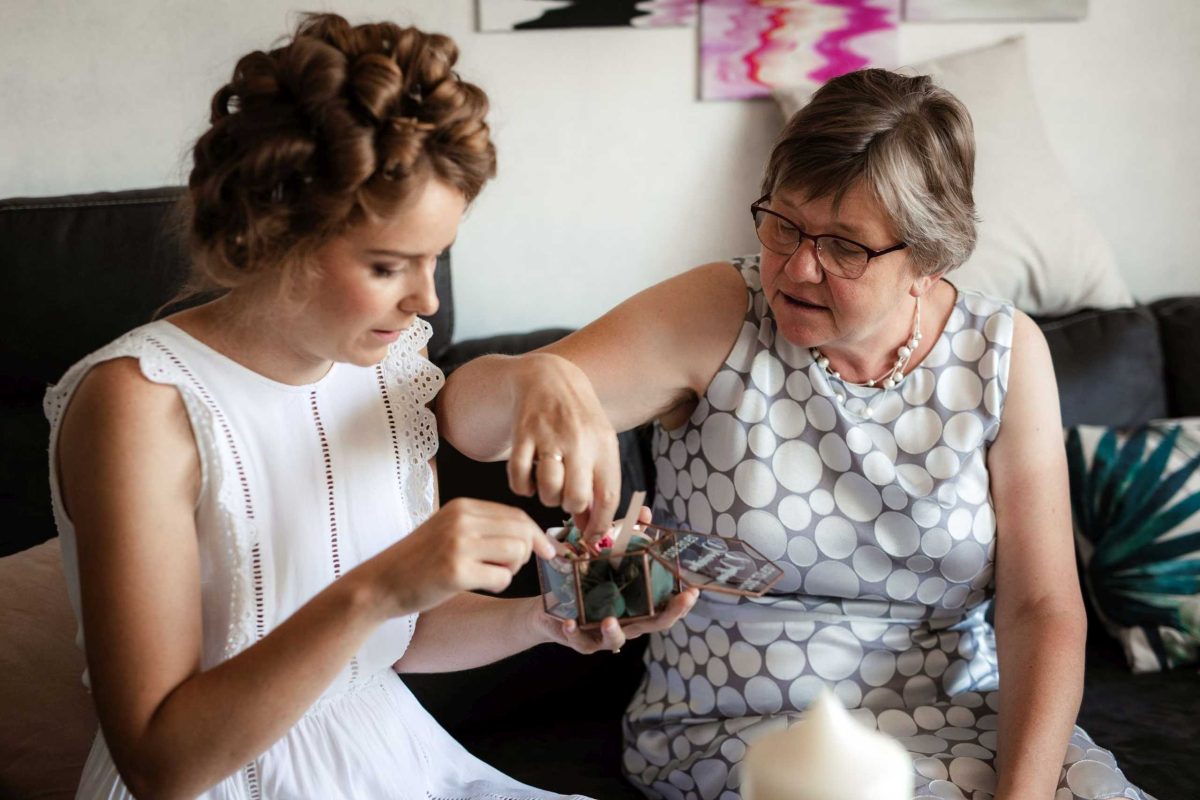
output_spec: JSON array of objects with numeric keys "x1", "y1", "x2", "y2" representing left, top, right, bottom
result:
[
  {"x1": 1035, "y1": 306, "x2": 1168, "y2": 428},
  {"x1": 1, "y1": 188, "x2": 453, "y2": 557},
  {"x1": 1151, "y1": 297, "x2": 1200, "y2": 420},
  {"x1": 5, "y1": 186, "x2": 1200, "y2": 558},
  {"x1": 1035, "y1": 298, "x2": 1200, "y2": 428}
]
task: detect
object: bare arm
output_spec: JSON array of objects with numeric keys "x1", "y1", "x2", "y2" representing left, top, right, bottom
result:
[
  {"x1": 59, "y1": 359, "x2": 551, "y2": 799},
  {"x1": 987, "y1": 311, "x2": 1088, "y2": 800},
  {"x1": 436, "y1": 261, "x2": 746, "y2": 534}
]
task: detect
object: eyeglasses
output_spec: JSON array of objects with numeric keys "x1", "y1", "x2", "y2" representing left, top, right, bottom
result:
[{"x1": 750, "y1": 195, "x2": 907, "y2": 280}]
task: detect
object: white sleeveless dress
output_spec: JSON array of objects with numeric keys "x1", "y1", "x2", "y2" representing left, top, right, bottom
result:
[
  {"x1": 622, "y1": 257, "x2": 1153, "y2": 800},
  {"x1": 44, "y1": 318, "x2": 589, "y2": 800}
]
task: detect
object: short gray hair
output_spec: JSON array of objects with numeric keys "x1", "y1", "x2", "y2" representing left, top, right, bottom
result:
[{"x1": 762, "y1": 69, "x2": 977, "y2": 276}]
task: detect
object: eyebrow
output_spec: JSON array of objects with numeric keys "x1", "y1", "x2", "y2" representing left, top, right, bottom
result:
[
  {"x1": 365, "y1": 242, "x2": 455, "y2": 259},
  {"x1": 773, "y1": 200, "x2": 867, "y2": 240},
  {"x1": 367, "y1": 249, "x2": 423, "y2": 259},
  {"x1": 827, "y1": 221, "x2": 867, "y2": 239}
]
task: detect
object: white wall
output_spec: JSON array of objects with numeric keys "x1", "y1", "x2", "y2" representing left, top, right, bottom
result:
[{"x1": 3, "y1": 1, "x2": 1198, "y2": 340}]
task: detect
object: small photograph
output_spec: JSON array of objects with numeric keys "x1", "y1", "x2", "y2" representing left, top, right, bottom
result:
[
  {"x1": 478, "y1": 0, "x2": 698, "y2": 31},
  {"x1": 902, "y1": 0, "x2": 1087, "y2": 22},
  {"x1": 701, "y1": 0, "x2": 900, "y2": 101}
]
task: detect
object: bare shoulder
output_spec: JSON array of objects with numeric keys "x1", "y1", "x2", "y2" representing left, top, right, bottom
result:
[
  {"x1": 58, "y1": 357, "x2": 200, "y2": 517},
  {"x1": 671, "y1": 260, "x2": 750, "y2": 381},
  {"x1": 1006, "y1": 309, "x2": 1057, "y2": 389},
  {"x1": 670, "y1": 260, "x2": 747, "y2": 313},
  {"x1": 688, "y1": 259, "x2": 747, "y2": 290},
  {"x1": 61, "y1": 357, "x2": 195, "y2": 454},
  {"x1": 540, "y1": 260, "x2": 749, "y2": 432},
  {"x1": 991, "y1": 308, "x2": 1063, "y2": 459},
  {"x1": 617, "y1": 260, "x2": 746, "y2": 353},
  {"x1": 1010, "y1": 307, "x2": 1048, "y2": 347},
  {"x1": 547, "y1": 260, "x2": 746, "y2": 357}
]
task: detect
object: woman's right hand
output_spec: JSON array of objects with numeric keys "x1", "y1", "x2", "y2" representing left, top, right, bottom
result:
[
  {"x1": 504, "y1": 352, "x2": 623, "y2": 541},
  {"x1": 362, "y1": 498, "x2": 557, "y2": 618}
]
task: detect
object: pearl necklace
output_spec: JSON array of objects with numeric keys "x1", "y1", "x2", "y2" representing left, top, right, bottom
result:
[{"x1": 809, "y1": 296, "x2": 922, "y2": 393}]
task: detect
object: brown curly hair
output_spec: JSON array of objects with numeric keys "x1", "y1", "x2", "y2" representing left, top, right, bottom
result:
[{"x1": 183, "y1": 13, "x2": 496, "y2": 292}]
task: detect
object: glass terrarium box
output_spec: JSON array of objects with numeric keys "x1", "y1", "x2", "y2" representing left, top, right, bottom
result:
[{"x1": 537, "y1": 523, "x2": 785, "y2": 630}]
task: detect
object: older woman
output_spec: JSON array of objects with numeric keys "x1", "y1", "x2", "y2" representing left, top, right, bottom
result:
[{"x1": 438, "y1": 70, "x2": 1152, "y2": 800}]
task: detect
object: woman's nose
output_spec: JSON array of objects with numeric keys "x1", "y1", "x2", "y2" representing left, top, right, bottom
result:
[
  {"x1": 784, "y1": 238, "x2": 824, "y2": 283},
  {"x1": 403, "y1": 260, "x2": 440, "y2": 317}
]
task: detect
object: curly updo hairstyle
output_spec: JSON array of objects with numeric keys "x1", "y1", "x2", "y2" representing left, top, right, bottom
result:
[
  {"x1": 762, "y1": 69, "x2": 977, "y2": 276},
  {"x1": 185, "y1": 13, "x2": 496, "y2": 291}
]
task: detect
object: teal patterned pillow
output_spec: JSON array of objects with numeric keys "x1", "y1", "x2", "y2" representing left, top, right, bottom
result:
[{"x1": 1066, "y1": 419, "x2": 1200, "y2": 672}]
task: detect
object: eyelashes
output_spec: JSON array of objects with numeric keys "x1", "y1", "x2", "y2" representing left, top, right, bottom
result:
[
  {"x1": 369, "y1": 252, "x2": 445, "y2": 277},
  {"x1": 371, "y1": 263, "x2": 403, "y2": 277}
]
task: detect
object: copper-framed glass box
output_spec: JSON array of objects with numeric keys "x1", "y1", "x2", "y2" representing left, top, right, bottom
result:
[{"x1": 537, "y1": 523, "x2": 785, "y2": 630}]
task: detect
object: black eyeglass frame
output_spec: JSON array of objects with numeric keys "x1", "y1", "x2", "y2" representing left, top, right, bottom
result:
[{"x1": 750, "y1": 194, "x2": 908, "y2": 278}]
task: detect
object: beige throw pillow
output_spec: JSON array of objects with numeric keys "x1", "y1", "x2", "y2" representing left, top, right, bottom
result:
[
  {"x1": 774, "y1": 36, "x2": 1132, "y2": 315},
  {"x1": 0, "y1": 539, "x2": 96, "y2": 799}
]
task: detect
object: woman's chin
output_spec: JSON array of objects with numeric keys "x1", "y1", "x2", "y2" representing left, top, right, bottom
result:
[
  {"x1": 776, "y1": 329, "x2": 823, "y2": 351},
  {"x1": 343, "y1": 344, "x2": 389, "y2": 368},
  {"x1": 769, "y1": 303, "x2": 830, "y2": 348}
]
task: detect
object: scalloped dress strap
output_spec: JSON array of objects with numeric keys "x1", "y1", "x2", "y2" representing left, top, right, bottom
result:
[{"x1": 378, "y1": 317, "x2": 445, "y2": 526}]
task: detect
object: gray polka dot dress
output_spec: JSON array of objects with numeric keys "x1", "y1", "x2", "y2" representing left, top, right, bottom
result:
[{"x1": 621, "y1": 257, "x2": 1154, "y2": 800}]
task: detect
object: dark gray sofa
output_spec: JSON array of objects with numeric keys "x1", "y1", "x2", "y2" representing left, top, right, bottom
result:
[{"x1": 2, "y1": 188, "x2": 1197, "y2": 800}]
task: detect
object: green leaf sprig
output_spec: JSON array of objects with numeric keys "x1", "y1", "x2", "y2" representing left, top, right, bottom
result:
[{"x1": 563, "y1": 523, "x2": 676, "y2": 623}]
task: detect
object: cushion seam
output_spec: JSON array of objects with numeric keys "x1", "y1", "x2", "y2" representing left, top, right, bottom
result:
[
  {"x1": 0, "y1": 195, "x2": 181, "y2": 212},
  {"x1": 1037, "y1": 308, "x2": 1150, "y2": 332}
]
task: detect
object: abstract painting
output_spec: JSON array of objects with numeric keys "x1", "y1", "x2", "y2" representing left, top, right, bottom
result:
[
  {"x1": 478, "y1": 0, "x2": 698, "y2": 31},
  {"x1": 903, "y1": 0, "x2": 1087, "y2": 22},
  {"x1": 700, "y1": 0, "x2": 900, "y2": 101}
]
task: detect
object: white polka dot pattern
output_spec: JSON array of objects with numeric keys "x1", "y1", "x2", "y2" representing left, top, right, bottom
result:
[{"x1": 624, "y1": 258, "x2": 1151, "y2": 800}]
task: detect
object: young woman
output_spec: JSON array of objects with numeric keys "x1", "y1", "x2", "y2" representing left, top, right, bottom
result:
[{"x1": 46, "y1": 15, "x2": 691, "y2": 799}]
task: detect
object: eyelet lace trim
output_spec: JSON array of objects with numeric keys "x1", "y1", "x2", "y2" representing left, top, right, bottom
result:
[{"x1": 378, "y1": 318, "x2": 445, "y2": 526}]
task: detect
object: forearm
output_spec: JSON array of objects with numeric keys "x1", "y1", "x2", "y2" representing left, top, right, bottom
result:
[
  {"x1": 993, "y1": 604, "x2": 1086, "y2": 799},
  {"x1": 112, "y1": 568, "x2": 389, "y2": 798},
  {"x1": 395, "y1": 592, "x2": 550, "y2": 673},
  {"x1": 437, "y1": 353, "x2": 528, "y2": 461}
]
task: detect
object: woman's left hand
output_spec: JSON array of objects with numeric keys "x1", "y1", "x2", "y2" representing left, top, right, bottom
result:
[
  {"x1": 531, "y1": 505, "x2": 701, "y2": 654},
  {"x1": 537, "y1": 586, "x2": 700, "y2": 655}
]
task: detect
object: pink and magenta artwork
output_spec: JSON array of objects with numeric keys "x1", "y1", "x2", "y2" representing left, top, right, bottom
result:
[{"x1": 700, "y1": 0, "x2": 900, "y2": 101}]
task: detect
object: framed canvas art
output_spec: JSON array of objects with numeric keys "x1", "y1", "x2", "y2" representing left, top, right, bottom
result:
[
  {"x1": 701, "y1": 0, "x2": 900, "y2": 101},
  {"x1": 479, "y1": 0, "x2": 698, "y2": 31}
]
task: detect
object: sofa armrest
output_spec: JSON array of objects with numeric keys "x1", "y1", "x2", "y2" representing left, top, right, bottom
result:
[{"x1": 0, "y1": 539, "x2": 96, "y2": 796}]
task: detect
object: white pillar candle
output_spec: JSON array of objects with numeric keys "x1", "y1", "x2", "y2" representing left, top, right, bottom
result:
[{"x1": 742, "y1": 688, "x2": 913, "y2": 800}]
